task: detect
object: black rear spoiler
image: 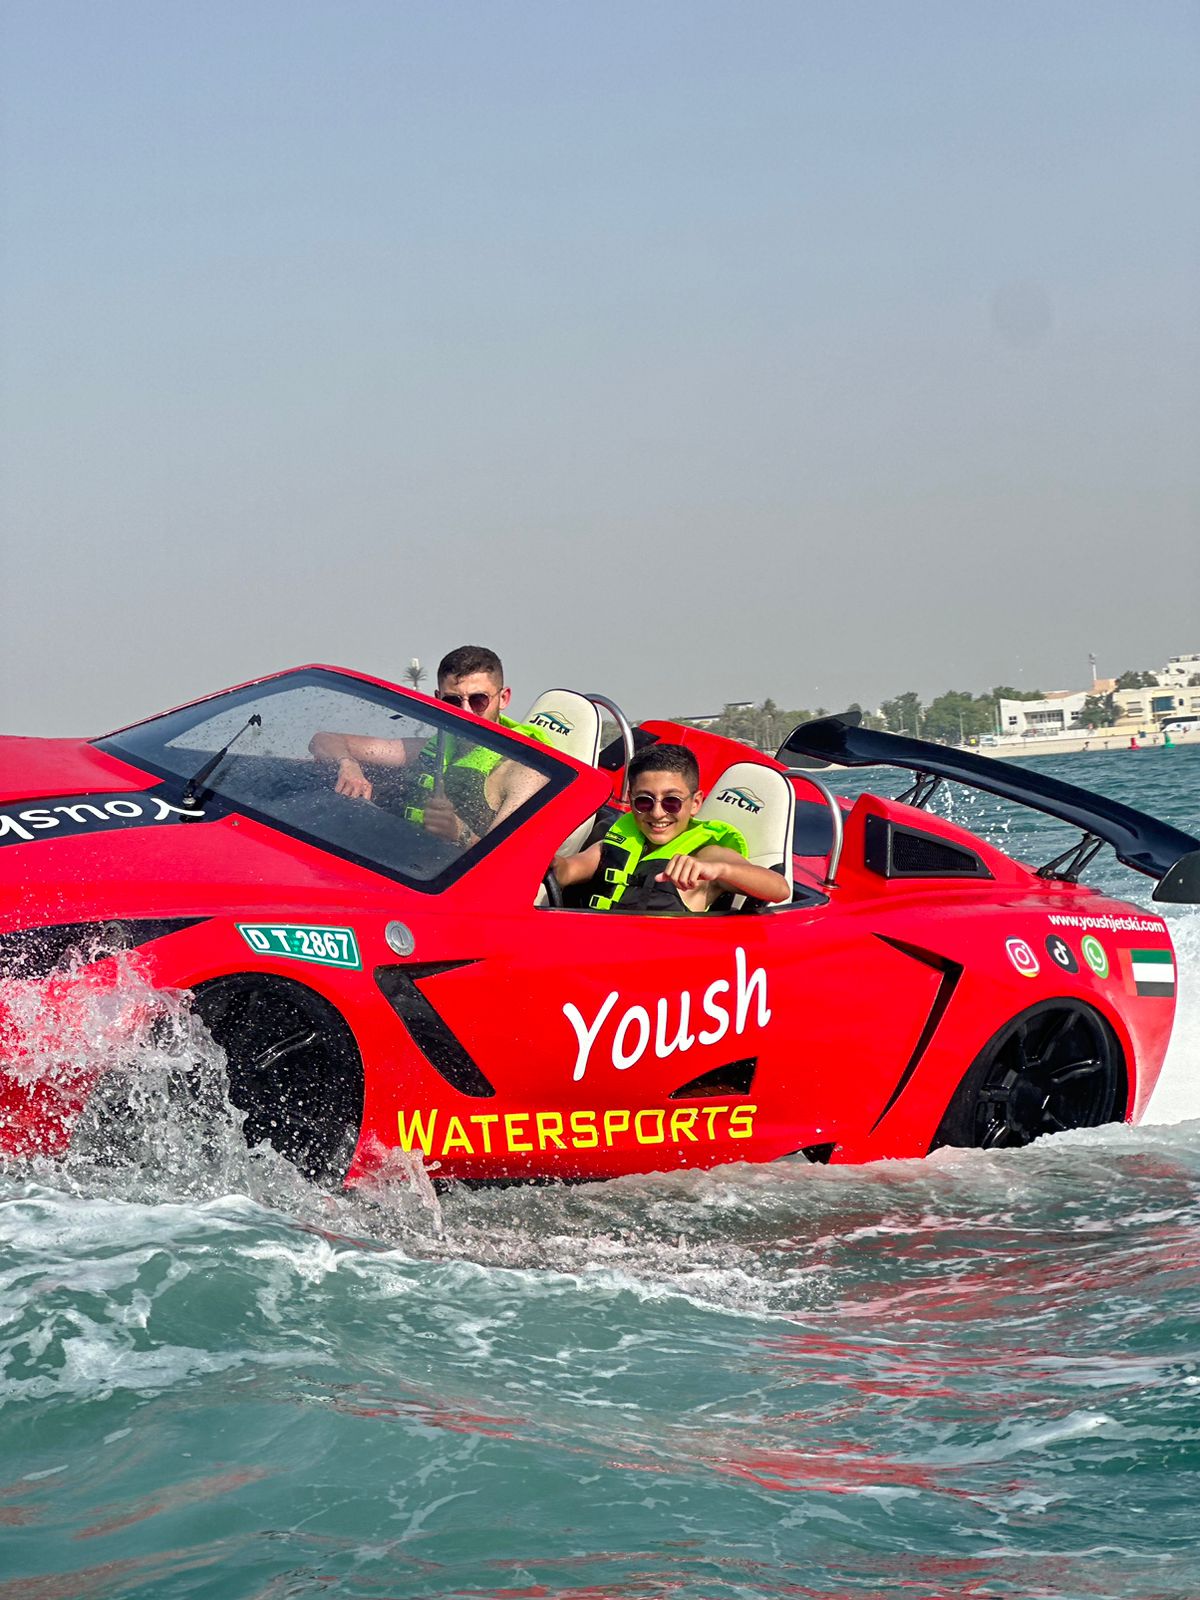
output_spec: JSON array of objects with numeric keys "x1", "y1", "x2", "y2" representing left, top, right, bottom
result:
[{"x1": 779, "y1": 715, "x2": 1200, "y2": 904}]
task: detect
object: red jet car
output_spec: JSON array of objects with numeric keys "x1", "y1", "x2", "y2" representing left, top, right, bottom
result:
[{"x1": 1, "y1": 665, "x2": 1197, "y2": 1185}]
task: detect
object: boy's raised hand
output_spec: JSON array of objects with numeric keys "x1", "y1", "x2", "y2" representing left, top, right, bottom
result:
[{"x1": 656, "y1": 854, "x2": 722, "y2": 892}]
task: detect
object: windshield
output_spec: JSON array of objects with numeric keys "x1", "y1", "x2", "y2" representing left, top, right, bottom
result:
[{"x1": 95, "y1": 668, "x2": 570, "y2": 891}]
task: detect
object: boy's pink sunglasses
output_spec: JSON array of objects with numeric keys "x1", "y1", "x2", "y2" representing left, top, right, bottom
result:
[{"x1": 631, "y1": 793, "x2": 689, "y2": 816}]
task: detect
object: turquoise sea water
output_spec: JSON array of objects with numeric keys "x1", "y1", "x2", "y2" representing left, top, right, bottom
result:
[{"x1": 2, "y1": 749, "x2": 1199, "y2": 1599}]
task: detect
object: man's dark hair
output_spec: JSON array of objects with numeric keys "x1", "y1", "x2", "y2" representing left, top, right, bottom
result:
[
  {"x1": 628, "y1": 743, "x2": 700, "y2": 791},
  {"x1": 437, "y1": 645, "x2": 504, "y2": 685}
]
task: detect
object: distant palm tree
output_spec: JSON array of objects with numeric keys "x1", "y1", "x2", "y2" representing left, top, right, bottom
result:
[{"x1": 404, "y1": 658, "x2": 426, "y2": 691}]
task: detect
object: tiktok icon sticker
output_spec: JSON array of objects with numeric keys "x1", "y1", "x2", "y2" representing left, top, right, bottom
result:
[
  {"x1": 1006, "y1": 936, "x2": 1040, "y2": 978},
  {"x1": 1045, "y1": 934, "x2": 1078, "y2": 973}
]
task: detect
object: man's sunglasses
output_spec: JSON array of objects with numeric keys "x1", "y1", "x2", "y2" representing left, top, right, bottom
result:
[
  {"x1": 631, "y1": 792, "x2": 691, "y2": 816},
  {"x1": 439, "y1": 690, "x2": 498, "y2": 715}
]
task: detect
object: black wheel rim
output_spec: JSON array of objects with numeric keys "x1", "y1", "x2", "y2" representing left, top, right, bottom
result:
[
  {"x1": 969, "y1": 1004, "x2": 1121, "y2": 1149},
  {"x1": 196, "y1": 979, "x2": 363, "y2": 1184}
]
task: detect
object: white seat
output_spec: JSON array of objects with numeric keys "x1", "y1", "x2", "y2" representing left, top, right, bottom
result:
[
  {"x1": 694, "y1": 761, "x2": 795, "y2": 907},
  {"x1": 522, "y1": 689, "x2": 603, "y2": 767},
  {"x1": 524, "y1": 690, "x2": 606, "y2": 875}
]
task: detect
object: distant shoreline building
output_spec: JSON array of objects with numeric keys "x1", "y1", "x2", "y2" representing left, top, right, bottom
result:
[
  {"x1": 1114, "y1": 652, "x2": 1200, "y2": 729},
  {"x1": 680, "y1": 701, "x2": 754, "y2": 730},
  {"x1": 999, "y1": 652, "x2": 1200, "y2": 740},
  {"x1": 998, "y1": 688, "x2": 1095, "y2": 737}
]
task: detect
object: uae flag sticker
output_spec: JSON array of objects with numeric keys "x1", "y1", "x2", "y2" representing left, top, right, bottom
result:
[{"x1": 1121, "y1": 947, "x2": 1176, "y2": 999}]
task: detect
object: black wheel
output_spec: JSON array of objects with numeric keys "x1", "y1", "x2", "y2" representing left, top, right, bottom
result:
[
  {"x1": 933, "y1": 1001, "x2": 1126, "y2": 1151},
  {"x1": 194, "y1": 976, "x2": 365, "y2": 1185}
]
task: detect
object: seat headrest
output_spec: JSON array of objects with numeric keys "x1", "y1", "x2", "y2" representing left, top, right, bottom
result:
[
  {"x1": 523, "y1": 690, "x2": 603, "y2": 767},
  {"x1": 695, "y1": 761, "x2": 795, "y2": 898}
]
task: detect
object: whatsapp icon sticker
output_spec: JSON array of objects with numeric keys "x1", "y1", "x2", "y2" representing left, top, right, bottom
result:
[{"x1": 1081, "y1": 934, "x2": 1109, "y2": 979}]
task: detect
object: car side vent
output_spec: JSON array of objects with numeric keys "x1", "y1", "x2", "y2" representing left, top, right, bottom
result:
[
  {"x1": 864, "y1": 816, "x2": 992, "y2": 880},
  {"x1": 374, "y1": 962, "x2": 495, "y2": 1098},
  {"x1": 0, "y1": 918, "x2": 206, "y2": 978},
  {"x1": 669, "y1": 1058, "x2": 756, "y2": 1099}
]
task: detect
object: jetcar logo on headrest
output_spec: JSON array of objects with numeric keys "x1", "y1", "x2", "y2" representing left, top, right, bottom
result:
[
  {"x1": 531, "y1": 711, "x2": 574, "y2": 737},
  {"x1": 715, "y1": 786, "x2": 763, "y2": 815}
]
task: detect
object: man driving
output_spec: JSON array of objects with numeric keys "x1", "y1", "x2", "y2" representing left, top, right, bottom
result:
[{"x1": 309, "y1": 645, "x2": 550, "y2": 849}]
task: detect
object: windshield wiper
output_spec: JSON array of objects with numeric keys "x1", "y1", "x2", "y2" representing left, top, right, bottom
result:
[{"x1": 181, "y1": 714, "x2": 262, "y2": 810}]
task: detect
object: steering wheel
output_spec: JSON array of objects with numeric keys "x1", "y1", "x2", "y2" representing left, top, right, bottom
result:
[{"x1": 541, "y1": 867, "x2": 564, "y2": 908}]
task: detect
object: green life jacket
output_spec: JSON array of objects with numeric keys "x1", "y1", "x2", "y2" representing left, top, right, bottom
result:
[
  {"x1": 587, "y1": 810, "x2": 749, "y2": 912},
  {"x1": 404, "y1": 715, "x2": 551, "y2": 838}
]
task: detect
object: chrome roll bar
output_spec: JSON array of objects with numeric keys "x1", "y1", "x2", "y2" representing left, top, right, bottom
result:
[
  {"x1": 783, "y1": 768, "x2": 844, "y2": 887},
  {"x1": 584, "y1": 693, "x2": 636, "y2": 801}
]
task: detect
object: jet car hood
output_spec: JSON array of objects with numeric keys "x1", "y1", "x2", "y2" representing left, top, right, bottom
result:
[{"x1": 0, "y1": 737, "x2": 156, "y2": 806}]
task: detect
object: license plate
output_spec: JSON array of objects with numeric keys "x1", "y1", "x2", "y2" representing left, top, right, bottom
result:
[{"x1": 237, "y1": 923, "x2": 361, "y2": 969}]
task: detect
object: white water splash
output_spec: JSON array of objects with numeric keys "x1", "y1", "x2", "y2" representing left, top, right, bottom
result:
[
  {"x1": 0, "y1": 954, "x2": 448, "y2": 1231},
  {"x1": 0, "y1": 947, "x2": 262, "y2": 1200},
  {"x1": 351, "y1": 1137, "x2": 447, "y2": 1236}
]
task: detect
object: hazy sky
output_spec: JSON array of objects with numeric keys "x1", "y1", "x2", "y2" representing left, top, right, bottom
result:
[{"x1": 2, "y1": 1, "x2": 1197, "y2": 735}]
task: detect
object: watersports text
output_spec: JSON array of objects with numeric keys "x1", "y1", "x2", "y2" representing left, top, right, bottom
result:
[{"x1": 396, "y1": 1103, "x2": 756, "y2": 1159}]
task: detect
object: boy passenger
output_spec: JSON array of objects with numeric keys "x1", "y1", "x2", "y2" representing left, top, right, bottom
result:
[{"x1": 554, "y1": 744, "x2": 789, "y2": 913}]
